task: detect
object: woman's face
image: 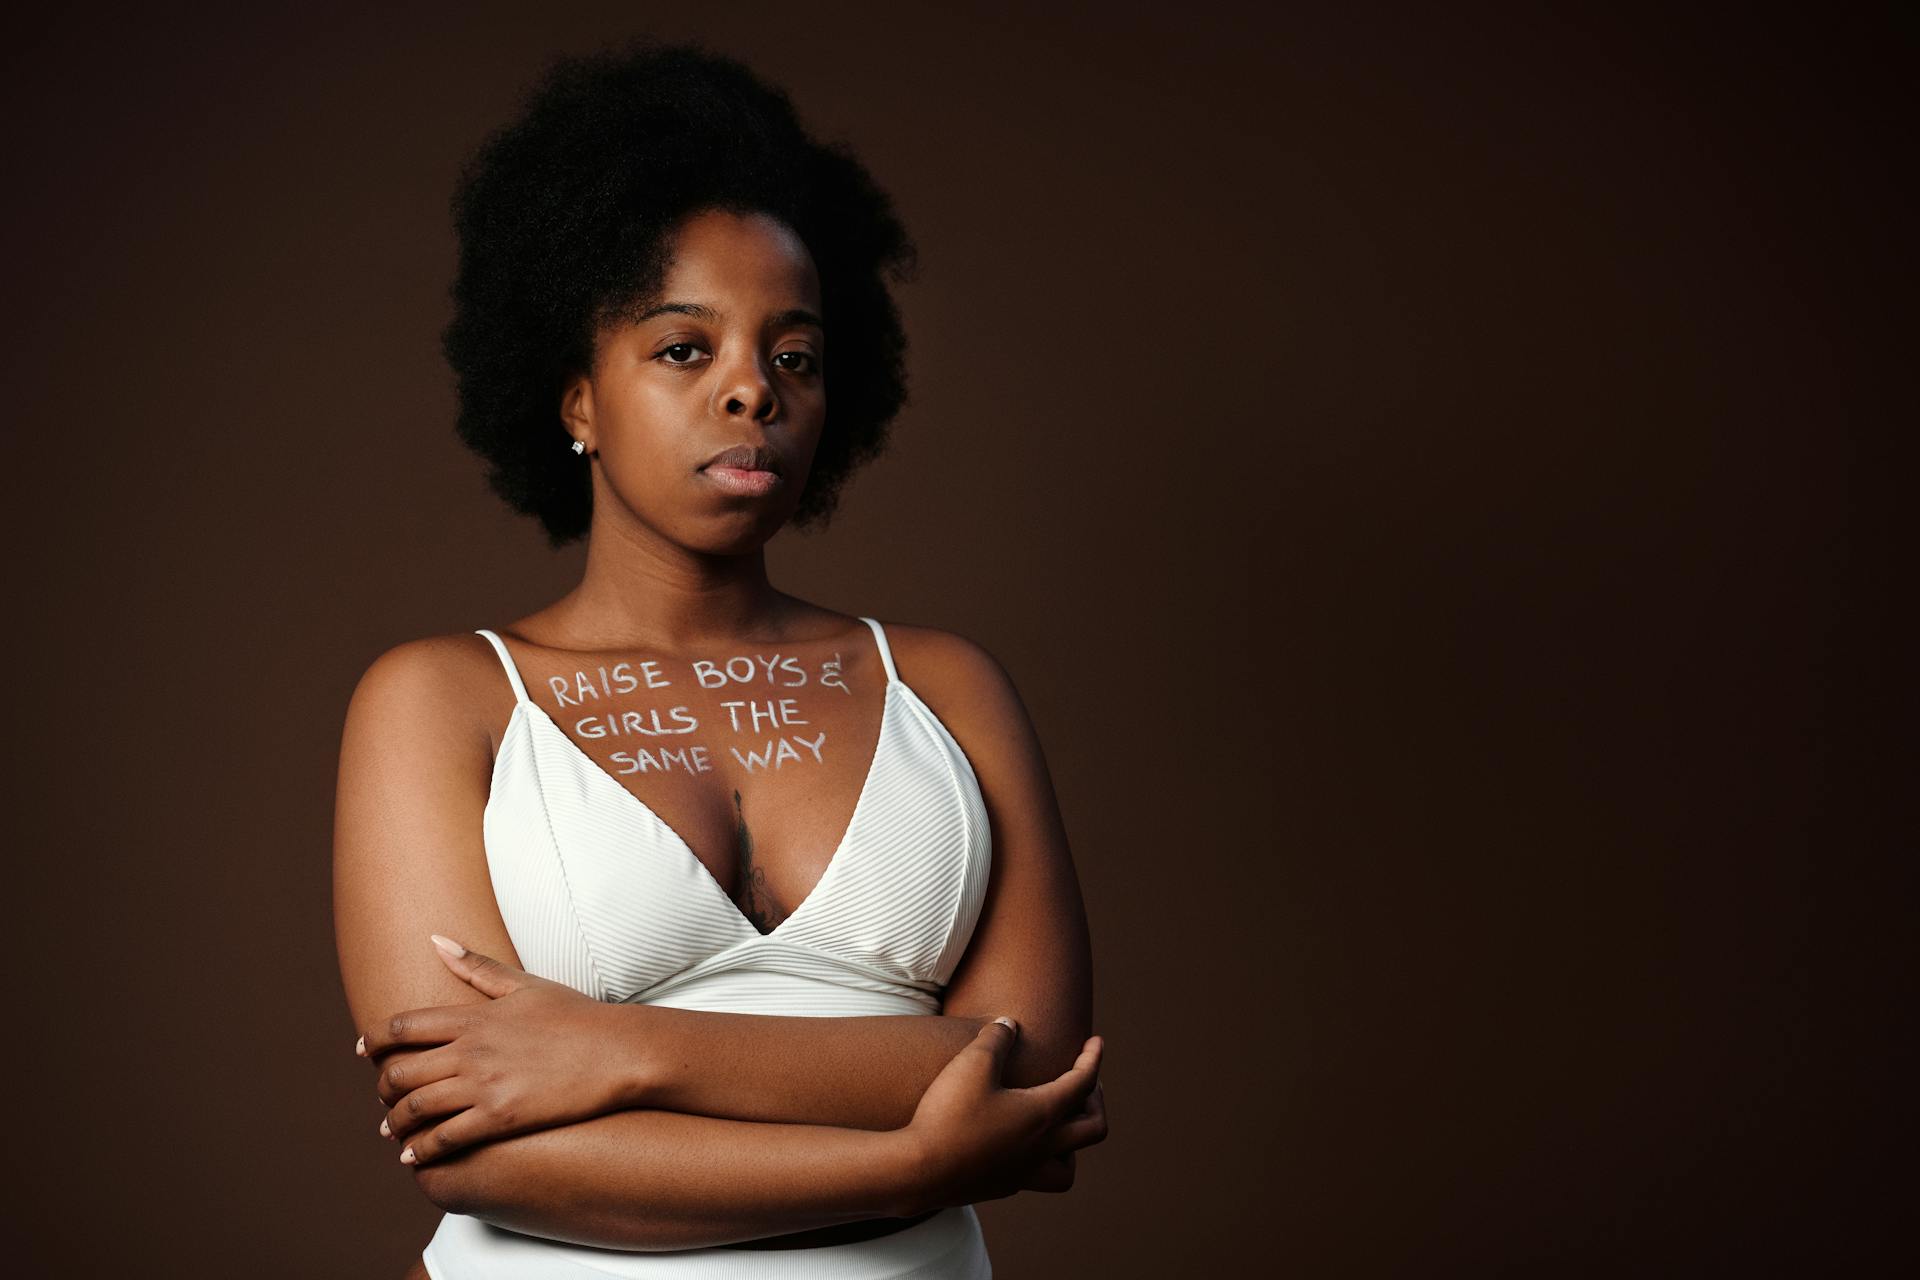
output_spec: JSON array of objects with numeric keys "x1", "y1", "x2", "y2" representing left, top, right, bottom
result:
[{"x1": 564, "y1": 207, "x2": 827, "y2": 554}]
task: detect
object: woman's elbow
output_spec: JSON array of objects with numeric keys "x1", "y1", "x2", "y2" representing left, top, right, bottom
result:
[
  {"x1": 410, "y1": 1146, "x2": 519, "y2": 1218},
  {"x1": 410, "y1": 1159, "x2": 672, "y2": 1250},
  {"x1": 409, "y1": 1138, "x2": 518, "y2": 1216},
  {"x1": 412, "y1": 1163, "x2": 473, "y2": 1215}
]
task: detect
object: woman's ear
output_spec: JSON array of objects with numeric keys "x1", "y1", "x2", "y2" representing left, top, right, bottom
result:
[{"x1": 560, "y1": 375, "x2": 594, "y2": 450}]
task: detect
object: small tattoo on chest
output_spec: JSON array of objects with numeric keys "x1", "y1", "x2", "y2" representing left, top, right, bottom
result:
[{"x1": 731, "y1": 788, "x2": 788, "y2": 934}]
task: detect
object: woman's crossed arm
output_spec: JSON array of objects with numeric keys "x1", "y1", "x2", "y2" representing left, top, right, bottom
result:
[
  {"x1": 590, "y1": 629, "x2": 1097, "y2": 1128},
  {"x1": 333, "y1": 636, "x2": 1103, "y2": 1245}
]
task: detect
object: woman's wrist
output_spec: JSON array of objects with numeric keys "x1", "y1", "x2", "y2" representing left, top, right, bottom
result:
[
  {"x1": 853, "y1": 1125, "x2": 924, "y2": 1220},
  {"x1": 885, "y1": 1125, "x2": 945, "y2": 1219},
  {"x1": 602, "y1": 1000, "x2": 678, "y2": 1110}
]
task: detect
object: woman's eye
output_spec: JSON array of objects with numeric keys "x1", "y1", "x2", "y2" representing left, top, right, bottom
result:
[{"x1": 654, "y1": 344, "x2": 816, "y2": 373}]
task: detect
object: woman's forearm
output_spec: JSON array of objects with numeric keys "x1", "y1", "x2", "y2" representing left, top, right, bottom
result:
[
  {"x1": 415, "y1": 1106, "x2": 932, "y2": 1250},
  {"x1": 619, "y1": 1008, "x2": 991, "y2": 1130}
]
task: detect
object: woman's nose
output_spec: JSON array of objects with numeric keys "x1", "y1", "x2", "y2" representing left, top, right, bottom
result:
[{"x1": 716, "y1": 354, "x2": 778, "y2": 420}]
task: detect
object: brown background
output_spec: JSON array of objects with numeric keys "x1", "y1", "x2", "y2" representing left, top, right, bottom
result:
[{"x1": 1, "y1": 3, "x2": 1900, "y2": 1275}]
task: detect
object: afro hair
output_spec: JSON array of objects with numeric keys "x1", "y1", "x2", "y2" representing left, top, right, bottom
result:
[{"x1": 441, "y1": 37, "x2": 920, "y2": 547}]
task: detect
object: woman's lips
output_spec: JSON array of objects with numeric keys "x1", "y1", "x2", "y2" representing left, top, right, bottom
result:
[{"x1": 702, "y1": 466, "x2": 782, "y2": 497}]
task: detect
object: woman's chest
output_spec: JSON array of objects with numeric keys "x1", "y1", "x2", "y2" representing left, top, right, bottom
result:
[{"x1": 479, "y1": 686, "x2": 992, "y2": 1002}]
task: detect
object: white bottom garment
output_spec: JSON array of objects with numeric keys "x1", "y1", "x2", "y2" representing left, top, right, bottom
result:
[{"x1": 422, "y1": 1205, "x2": 990, "y2": 1279}]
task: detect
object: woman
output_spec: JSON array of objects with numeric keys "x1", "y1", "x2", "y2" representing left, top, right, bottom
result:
[{"x1": 331, "y1": 37, "x2": 1107, "y2": 1279}]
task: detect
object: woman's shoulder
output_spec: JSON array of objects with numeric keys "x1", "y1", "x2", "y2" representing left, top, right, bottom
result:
[
  {"x1": 349, "y1": 628, "x2": 511, "y2": 701},
  {"x1": 340, "y1": 629, "x2": 517, "y2": 757},
  {"x1": 868, "y1": 618, "x2": 1036, "y2": 745},
  {"x1": 870, "y1": 618, "x2": 1007, "y2": 691}
]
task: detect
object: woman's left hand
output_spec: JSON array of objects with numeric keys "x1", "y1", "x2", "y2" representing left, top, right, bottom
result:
[{"x1": 357, "y1": 935, "x2": 632, "y2": 1167}]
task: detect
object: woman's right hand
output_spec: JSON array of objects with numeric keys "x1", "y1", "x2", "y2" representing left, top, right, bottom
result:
[{"x1": 898, "y1": 1020, "x2": 1108, "y2": 1214}]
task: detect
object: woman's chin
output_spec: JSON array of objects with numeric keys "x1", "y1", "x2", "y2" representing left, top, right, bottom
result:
[{"x1": 682, "y1": 510, "x2": 792, "y2": 556}]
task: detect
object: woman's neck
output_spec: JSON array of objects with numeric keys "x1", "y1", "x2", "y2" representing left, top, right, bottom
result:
[{"x1": 533, "y1": 523, "x2": 801, "y2": 653}]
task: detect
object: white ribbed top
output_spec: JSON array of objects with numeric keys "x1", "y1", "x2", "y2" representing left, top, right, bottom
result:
[{"x1": 421, "y1": 616, "x2": 994, "y2": 1278}]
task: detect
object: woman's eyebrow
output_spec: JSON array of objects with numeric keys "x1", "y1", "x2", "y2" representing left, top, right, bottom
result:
[{"x1": 636, "y1": 300, "x2": 824, "y2": 331}]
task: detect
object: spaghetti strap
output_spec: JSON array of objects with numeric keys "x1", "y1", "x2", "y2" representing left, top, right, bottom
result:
[
  {"x1": 473, "y1": 628, "x2": 532, "y2": 705},
  {"x1": 859, "y1": 616, "x2": 899, "y2": 686}
]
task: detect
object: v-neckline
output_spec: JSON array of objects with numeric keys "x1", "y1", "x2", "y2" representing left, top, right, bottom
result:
[{"x1": 509, "y1": 682, "x2": 900, "y2": 943}]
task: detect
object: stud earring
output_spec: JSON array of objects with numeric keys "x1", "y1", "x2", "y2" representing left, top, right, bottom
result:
[{"x1": 571, "y1": 439, "x2": 586, "y2": 456}]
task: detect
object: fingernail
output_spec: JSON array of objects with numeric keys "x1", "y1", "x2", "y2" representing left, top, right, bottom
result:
[
  {"x1": 379, "y1": 1118, "x2": 391, "y2": 1138},
  {"x1": 430, "y1": 933, "x2": 467, "y2": 958},
  {"x1": 355, "y1": 1035, "x2": 366, "y2": 1057},
  {"x1": 993, "y1": 1015, "x2": 1018, "y2": 1034},
  {"x1": 400, "y1": 1146, "x2": 416, "y2": 1164}
]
